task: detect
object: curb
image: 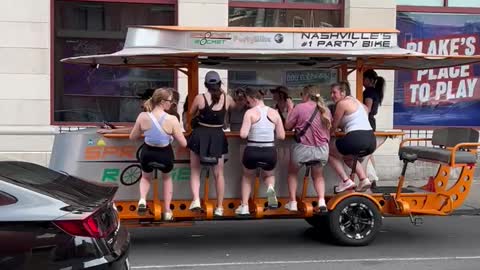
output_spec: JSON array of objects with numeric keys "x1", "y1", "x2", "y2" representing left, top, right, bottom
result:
[{"x1": 452, "y1": 209, "x2": 480, "y2": 216}]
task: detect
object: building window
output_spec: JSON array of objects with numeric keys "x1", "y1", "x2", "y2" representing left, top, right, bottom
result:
[
  {"x1": 396, "y1": 0, "x2": 443, "y2": 6},
  {"x1": 229, "y1": 8, "x2": 341, "y2": 27},
  {"x1": 394, "y1": 12, "x2": 480, "y2": 128},
  {"x1": 53, "y1": 1, "x2": 176, "y2": 124},
  {"x1": 234, "y1": 0, "x2": 339, "y2": 3},
  {"x1": 448, "y1": 0, "x2": 480, "y2": 8},
  {"x1": 397, "y1": 0, "x2": 480, "y2": 8},
  {"x1": 228, "y1": 1, "x2": 342, "y2": 103}
]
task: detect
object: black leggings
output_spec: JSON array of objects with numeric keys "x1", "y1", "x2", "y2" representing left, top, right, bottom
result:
[
  {"x1": 139, "y1": 144, "x2": 174, "y2": 173},
  {"x1": 336, "y1": 130, "x2": 376, "y2": 157},
  {"x1": 242, "y1": 146, "x2": 277, "y2": 171}
]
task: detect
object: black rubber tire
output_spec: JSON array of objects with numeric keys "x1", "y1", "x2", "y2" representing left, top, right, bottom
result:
[
  {"x1": 305, "y1": 214, "x2": 332, "y2": 241},
  {"x1": 329, "y1": 196, "x2": 382, "y2": 246},
  {"x1": 120, "y1": 164, "x2": 142, "y2": 186},
  {"x1": 305, "y1": 215, "x2": 330, "y2": 232}
]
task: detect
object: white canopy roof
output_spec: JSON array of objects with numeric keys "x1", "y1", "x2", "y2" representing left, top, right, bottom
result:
[{"x1": 61, "y1": 26, "x2": 480, "y2": 70}]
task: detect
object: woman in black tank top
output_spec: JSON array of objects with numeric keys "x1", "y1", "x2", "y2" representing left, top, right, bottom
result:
[{"x1": 186, "y1": 71, "x2": 234, "y2": 217}]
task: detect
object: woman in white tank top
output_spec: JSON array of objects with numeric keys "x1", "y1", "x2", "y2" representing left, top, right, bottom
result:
[
  {"x1": 235, "y1": 88, "x2": 285, "y2": 216},
  {"x1": 328, "y1": 83, "x2": 377, "y2": 193}
]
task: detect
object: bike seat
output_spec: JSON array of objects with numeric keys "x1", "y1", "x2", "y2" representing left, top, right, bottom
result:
[
  {"x1": 148, "y1": 162, "x2": 167, "y2": 170},
  {"x1": 200, "y1": 156, "x2": 218, "y2": 166},
  {"x1": 301, "y1": 160, "x2": 322, "y2": 167},
  {"x1": 400, "y1": 152, "x2": 418, "y2": 163},
  {"x1": 255, "y1": 162, "x2": 270, "y2": 169},
  {"x1": 355, "y1": 150, "x2": 371, "y2": 158}
]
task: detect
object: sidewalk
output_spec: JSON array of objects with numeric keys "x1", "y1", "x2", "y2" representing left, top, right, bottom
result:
[{"x1": 375, "y1": 179, "x2": 480, "y2": 216}]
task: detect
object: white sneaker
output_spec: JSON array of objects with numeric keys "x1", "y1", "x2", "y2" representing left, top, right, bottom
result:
[
  {"x1": 235, "y1": 204, "x2": 250, "y2": 215},
  {"x1": 284, "y1": 201, "x2": 298, "y2": 212},
  {"x1": 214, "y1": 207, "x2": 224, "y2": 217},
  {"x1": 317, "y1": 199, "x2": 327, "y2": 213},
  {"x1": 189, "y1": 199, "x2": 201, "y2": 211},
  {"x1": 356, "y1": 178, "x2": 372, "y2": 192},
  {"x1": 335, "y1": 179, "x2": 356, "y2": 193},
  {"x1": 266, "y1": 185, "x2": 278, "y2": 208},
  {"x1": 138, "y1": 199, "x2": 147, "y2": 215},
  {"x1": 163, "y1": 211, "x2": 173, "y2": 221}
]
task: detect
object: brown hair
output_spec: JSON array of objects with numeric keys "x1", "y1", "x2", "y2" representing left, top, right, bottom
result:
[
  {"x1": 245, "y1": 87, "x2": 265, "y2": 100},
  {"x1": 205, "y1": 82, "x2": 222, "y2": 105},
  {"x1": 273, "y1": 86, "x2": 289, "y2": 101},
  {"x1": 303, "y1": 85, "x2": 331, "y2": 130},
  {"x1": 331, "y1": 82, "x2": 351, "y2": 97},
  {"x1": 143, "y1": 88, "x2": 173, "y2": 112},
  {"x1": 364, "y1": 69, "x2": 385, "y2": 104},
  {"x1": 339, "y1": 81, "x2": 351, "y2": 96}
]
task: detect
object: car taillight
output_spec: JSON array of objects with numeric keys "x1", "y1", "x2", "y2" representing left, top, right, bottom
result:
[{"x1": 54, "y1": 209, "x2": 117, "y2": 239}]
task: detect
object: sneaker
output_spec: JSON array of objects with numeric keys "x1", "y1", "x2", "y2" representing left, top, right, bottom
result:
[
  {"x1": 138, "y1": 199, "x2": 147, "y2": 216},
  {"x1": 316, "y1": 199, "x2": 327, "y2": 214},
  {"x1": 214, "y1": 207, "x2": 224, "y2": 217},
  {"x1": 356, "y1": 178, "x2": 372, "y2": 192},
  {"x1": 284, "y1": 201, "x2": 298, "y2": 212},
  {"x1": 163, "y1": 211, "x2": 173, "y2": 221},
  {"x1": 266, "y1": 185, "x2": 278, "y2": 208},
  {"x1": 335, "y1": 179, "x2": 356, "y2": 193},
  {"x1": 371, "y1": 180, "x2": 378, "y2": 190},
  {"x1": 189, "y1": 199, "x2": 201, "y2": 211},
  {"x1": 235, "y1": 204, "x2": 250, "y2": 215}
]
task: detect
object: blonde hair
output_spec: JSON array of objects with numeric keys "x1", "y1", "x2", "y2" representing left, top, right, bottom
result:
[
  {"x1": 303, "y1": 85, "x2": 331, "y2": 130},
  {"x1": 143, "y1": 88, "x2": 173, "y2": 112}
]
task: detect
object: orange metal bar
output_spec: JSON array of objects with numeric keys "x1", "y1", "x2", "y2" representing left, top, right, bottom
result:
[
  {"x1": 152, "y1": 176, "x2": 162, "y2": 221},
  {"x1": 186, "y1": 58, "x2": 199, "y2": 133},
  {"x1": 300, "y1": 174, "x2": 309, "y2": 201},
  {"x1": 340, "y1": 64, "x2": 348, "y2": 81},
  {"x1": 356, "y1": 59, "x2": 364, "y2": 101},
  {"x1": 450, "y1": 143, "x2": 480, "y2": 167}
]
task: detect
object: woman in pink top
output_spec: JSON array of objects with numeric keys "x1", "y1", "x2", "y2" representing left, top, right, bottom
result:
[{"x1": 284, "y1": 85, "x2": 332, "y2": 212}]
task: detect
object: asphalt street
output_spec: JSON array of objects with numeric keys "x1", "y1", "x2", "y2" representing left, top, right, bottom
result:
[{"x1": 127, "y1": 215, "x2": 480, "y2": 270}]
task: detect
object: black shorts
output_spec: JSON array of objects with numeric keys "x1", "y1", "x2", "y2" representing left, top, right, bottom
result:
[
  {"x1": 242, "y1": 146, "x2": 277, "y2": 171},
  {"x1": 336, "y1": 130, "x2": 376, "y2": 157},
  {"x1": 139, "y1": 144, "x2": 175, "y2": 173}
]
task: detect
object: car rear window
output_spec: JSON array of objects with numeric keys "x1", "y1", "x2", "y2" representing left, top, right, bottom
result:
[{"x1": 0, "y1": 161, "x2": 116, "y2": 209}]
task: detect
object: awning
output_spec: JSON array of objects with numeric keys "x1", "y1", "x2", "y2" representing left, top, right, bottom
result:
[{"x1": 61, "y1": 26, "x2": 480, "y2": 70}]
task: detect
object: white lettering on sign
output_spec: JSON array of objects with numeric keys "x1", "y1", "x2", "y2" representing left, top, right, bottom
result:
[
  {"x1": 404, "y1": 34, "x2": 480, "y2": 106},
  {"x1": 295, "y1": 32, "x2": 395, "y2": 49}
]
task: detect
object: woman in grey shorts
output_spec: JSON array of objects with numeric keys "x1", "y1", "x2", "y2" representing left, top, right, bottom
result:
[{"x1": 284, "y1": 85, "x2": 332, "y2": 212}]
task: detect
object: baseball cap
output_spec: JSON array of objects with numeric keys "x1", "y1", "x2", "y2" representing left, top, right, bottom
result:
[
  {"x1": 270, "y1": 86, "x2": 289, "y2": 95},
  {"x1": 205, "y1": 71, "x2": 221, "y2": 84}
]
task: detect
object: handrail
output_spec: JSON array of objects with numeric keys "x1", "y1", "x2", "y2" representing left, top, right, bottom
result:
[
  {"x1": 103, "y1": 130, "x2": 405, "y2": 139},
  {"x1": 450, "y1": 142, "x2": 480, "y2": 167},
  {"x1": 399, "y1": 138, "x2": 432, "y2": 148}
]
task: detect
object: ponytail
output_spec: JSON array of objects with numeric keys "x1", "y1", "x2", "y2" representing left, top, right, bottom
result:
[
  {"x1": 375, "y1": 76, "x2": 385, "y2": 105},
  {"x1": 206, "y1": 82, "x2": 222, "y2": 105},
  {"x1": 313, "y1": 94, "x2": 332, "y2": 130},
  {"x1": 143, "y1": 98, "x2": 154, "y2": 112},
  {"x1": 364, "y1": 69, "x2": 385, "y2": 105}
]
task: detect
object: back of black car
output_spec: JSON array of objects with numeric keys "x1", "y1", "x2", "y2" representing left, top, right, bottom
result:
[{"x1": 0, "y1": 161, "x2": 130, "y2": 270}]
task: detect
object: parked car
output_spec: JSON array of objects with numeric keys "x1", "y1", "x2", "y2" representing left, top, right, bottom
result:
[{"x1": 0, "y1": 161, "x2": 130, "y2": 270}]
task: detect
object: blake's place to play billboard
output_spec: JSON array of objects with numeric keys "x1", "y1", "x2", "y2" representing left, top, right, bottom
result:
[{"x1": 395, "y1": 12, "x2": 480, "y2": 128}]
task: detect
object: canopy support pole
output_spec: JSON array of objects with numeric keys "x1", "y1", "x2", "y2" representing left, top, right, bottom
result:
[
  {"x1": 186, "y1": 57, "x2": 199, "y2": 132},
  {"x1": 340, "y1": 64, "x2": 348, "y2": 81},
  {"x1": 356, "y1": 59, "x2": 364, "y2": 101}
]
